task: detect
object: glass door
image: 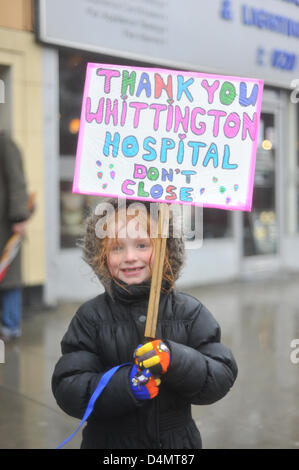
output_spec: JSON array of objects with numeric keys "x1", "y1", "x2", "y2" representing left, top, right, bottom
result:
[{"x1": 241, "y1": 96, "x2": 281, "y2": 271}]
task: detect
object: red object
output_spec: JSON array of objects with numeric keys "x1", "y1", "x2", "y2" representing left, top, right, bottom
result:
[
  {"x1": 144, "y1": 375, "x2": 160, "y2": 399},
  {"x1": 0, "y1": 233, "x2": 22, "y2": 282}
]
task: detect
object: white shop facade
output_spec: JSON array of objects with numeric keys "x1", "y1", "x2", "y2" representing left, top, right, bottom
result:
[{"x1": 36, "y1": 0, "x2": 299, "y2": 303}]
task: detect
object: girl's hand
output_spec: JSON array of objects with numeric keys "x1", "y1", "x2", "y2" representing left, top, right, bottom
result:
[
  {"x1": 129, "y1": 364, "x2": 161, "y2": 400},
  {"x1": 12, "y1": 221, "x2": 27, "y2": 237},
  {"x1": 134, "y1": 340, "x2": 171, "y2": 376}
]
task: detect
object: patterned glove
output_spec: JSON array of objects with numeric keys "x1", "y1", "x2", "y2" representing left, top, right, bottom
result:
[
  {"x1": 129, "y1": 364, "x2": 161, "y2": 400},
  {"x1": 134, "y1": 340, "x2": 171, "y2": 376}
]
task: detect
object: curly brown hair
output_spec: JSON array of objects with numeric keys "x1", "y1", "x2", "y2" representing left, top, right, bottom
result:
[{"x1": 80, "y1": 200, "x2": 178, "y2": 294}]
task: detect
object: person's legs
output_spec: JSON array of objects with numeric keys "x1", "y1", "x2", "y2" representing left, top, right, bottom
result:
[{"x1": 0, "y1": 288, "x2": 22, "y2": 338}]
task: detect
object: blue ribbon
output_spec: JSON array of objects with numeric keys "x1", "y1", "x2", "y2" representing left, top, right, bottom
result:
[{"x1": 57, "y1": 362, "x2": 130, "y2": 449}]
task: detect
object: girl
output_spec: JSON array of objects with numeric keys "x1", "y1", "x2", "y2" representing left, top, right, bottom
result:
[{"x1": 52, "y1": 198, "x2": 238, "y2": 449}]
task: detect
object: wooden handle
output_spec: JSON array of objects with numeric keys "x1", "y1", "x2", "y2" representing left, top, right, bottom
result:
[{"x1": 144, "y1": 203, "x2": 170, "y2": 339}]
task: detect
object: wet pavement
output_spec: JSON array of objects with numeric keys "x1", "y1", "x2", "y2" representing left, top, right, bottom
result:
[{"x1": 0, "y1": 273, "x2": 299, "y2": 449}]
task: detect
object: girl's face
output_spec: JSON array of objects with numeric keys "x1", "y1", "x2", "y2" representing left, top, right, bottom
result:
[{"x1": 107, "y1": 222, "x2": 155, "y2": 285}]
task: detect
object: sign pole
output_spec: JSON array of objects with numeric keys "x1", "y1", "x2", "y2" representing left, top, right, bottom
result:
[{"x1": 144, "y1": 203, "x2": 170, "y2": 339}]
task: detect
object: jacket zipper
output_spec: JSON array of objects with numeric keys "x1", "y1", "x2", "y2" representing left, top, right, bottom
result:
[
  {"x1": 156, "y1": 395, "x2": 162, "y2": 449},
  {"x1": 131, "y1": 306, "x2": 162, "y2": 448}
]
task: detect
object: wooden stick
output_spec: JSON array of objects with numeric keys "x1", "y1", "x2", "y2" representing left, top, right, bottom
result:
[{"x1": 144, "y1": 203, "x2": 170, "y2": 339}]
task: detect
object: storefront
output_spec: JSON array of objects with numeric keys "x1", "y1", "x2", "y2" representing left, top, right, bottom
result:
[
  {"x1": 0, "y1": 1, "x2": 45, "y2": 301},
  {"x1": 36, "y1": 0, "x2": 299, "y2": 303}
]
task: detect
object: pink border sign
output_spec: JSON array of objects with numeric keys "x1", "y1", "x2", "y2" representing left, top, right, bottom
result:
[{"x1": 73, "y1": 63, "x2": 264, "y2": 211}]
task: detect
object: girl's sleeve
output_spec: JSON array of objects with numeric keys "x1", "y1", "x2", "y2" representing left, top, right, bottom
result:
[
  {"x1": 162, "y1": 301, "x2": 238, "y2": 405},
  {"x1": 51, "y1": 306, "x2": 143, "y2": 420}
]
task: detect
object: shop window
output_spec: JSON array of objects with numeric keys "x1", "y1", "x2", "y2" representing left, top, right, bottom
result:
[
  {"x1": 203, "y1": 208, "x2": 232, "y2": 239},
  {"x1": 59, "y1": 52, "x2": 87, "y2": 156},
  {"x1": 59, "y1": 51, "x2": 107, "y2": 248},
  {"x1": 287, "y1": 103, "x2": 299, "y2": 236},
  {"x1": 243, "y1": 112, "x2": 277, "y2": 255},
  {"x1": 60, "y1": 181, "x2": 100, "y2": 248},
  {"x1": 59, "y1": 49, "x2": 232, "y2": 247}
]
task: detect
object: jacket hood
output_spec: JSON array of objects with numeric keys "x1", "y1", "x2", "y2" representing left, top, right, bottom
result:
[{"x1": 81, "y1": 198, "x2": 185, "y2": 299}]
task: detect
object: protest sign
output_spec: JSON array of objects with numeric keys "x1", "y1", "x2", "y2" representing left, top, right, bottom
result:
[{"x1": 73, "y1": 63, "x2": 263, "y2": 211}]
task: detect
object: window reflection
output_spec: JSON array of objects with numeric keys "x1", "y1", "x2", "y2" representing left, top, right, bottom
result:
[
  {"x1": 203, "y1": 208, "x2": 232, "y2": 239},
  {"x1": 60, "y1": 181, "x2": 99, "y2": 248},
  {"x1": 243, "y1": 112, "x2": 277, "y2": 256},
  {"x1": 59, "y1": 53, "x2": 86, "y2": 156}
]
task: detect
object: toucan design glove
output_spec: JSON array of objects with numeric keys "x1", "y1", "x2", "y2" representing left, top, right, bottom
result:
[{"x1": 134, "y1": 340, "x2": 171, "y2": 376}]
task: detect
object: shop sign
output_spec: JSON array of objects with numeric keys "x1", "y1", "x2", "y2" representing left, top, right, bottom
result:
[{"x1": 37, "y1": 0, "x2": 299, "y2": 87}]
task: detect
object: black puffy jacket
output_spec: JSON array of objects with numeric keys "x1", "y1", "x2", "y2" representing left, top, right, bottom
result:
[{"x1": 52, "y1": 280, "x2": 238, "y2": 449}]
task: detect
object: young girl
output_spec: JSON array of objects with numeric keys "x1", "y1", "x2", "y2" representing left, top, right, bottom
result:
[{"x1": 52, "y1": 198, "x2": 238, "y2": 449}]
